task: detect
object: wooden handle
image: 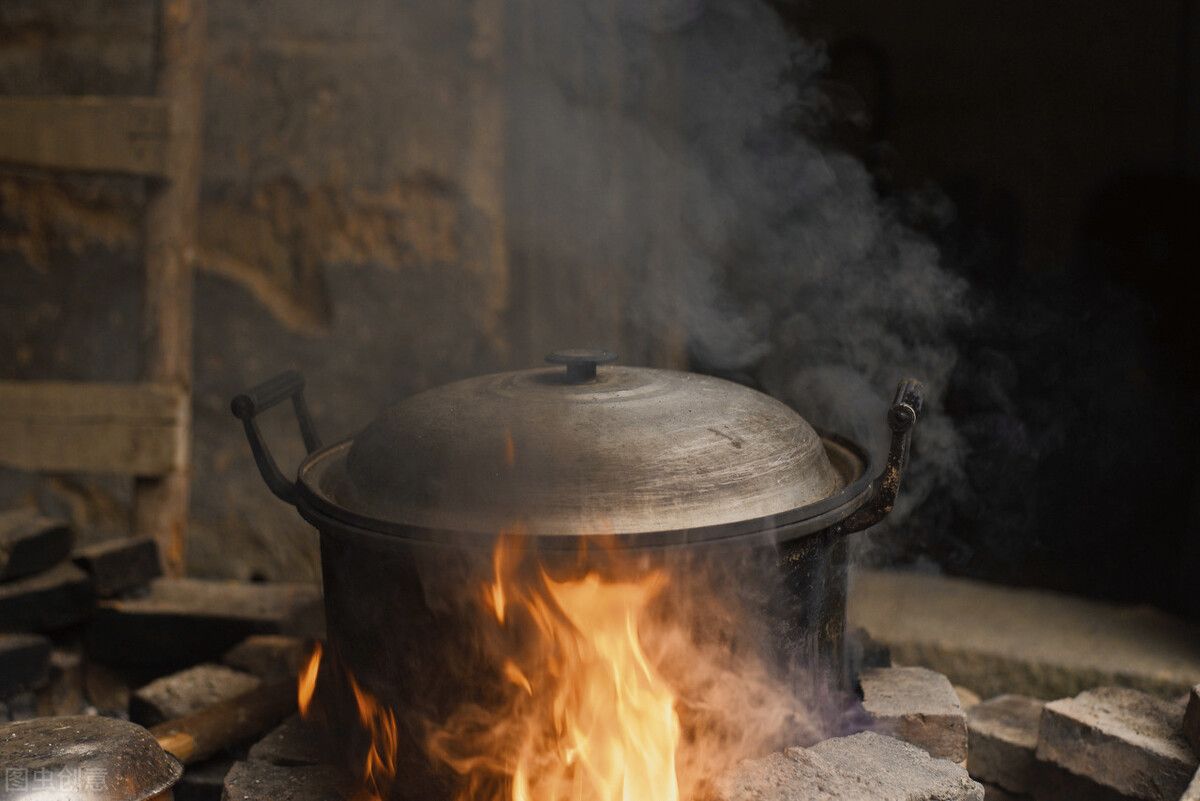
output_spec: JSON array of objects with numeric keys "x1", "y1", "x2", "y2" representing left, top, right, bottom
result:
[{"x1": 150, "y1": 678, "x2": 296, "y2": 765}]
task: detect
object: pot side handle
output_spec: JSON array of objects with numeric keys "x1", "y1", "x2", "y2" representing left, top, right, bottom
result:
[
  {"x1": 231, "y1": 370, "x2": 323, "y2": 506},
  {"x1": 832, "y1": 378, "x2": 925, "y2": 536}
]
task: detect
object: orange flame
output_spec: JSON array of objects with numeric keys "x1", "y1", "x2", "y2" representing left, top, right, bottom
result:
[
  {"x1": 347, "y1": 672, "x2": 400, "y2": 801},
  {"x1": 429, "y1": 536, "x2": 681, "y2": 801},
  {"x1": 503, "y1": 428, "x2": 516, "y2": 468},
  {"x1": 298, "y1": 642, "x2": 322, "y2": 717},
  {"x1": 296, "y1": 641, "x2": 400, "y2": 801}
]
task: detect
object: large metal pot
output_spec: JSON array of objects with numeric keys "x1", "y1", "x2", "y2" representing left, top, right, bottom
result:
[{"x1": 232, "y1": 350, "x2": 922, "y2": 798}]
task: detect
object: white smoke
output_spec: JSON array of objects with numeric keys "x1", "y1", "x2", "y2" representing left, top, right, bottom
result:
[{"x1": 501, "y1": 0, "x2": 968, "y2": 525}]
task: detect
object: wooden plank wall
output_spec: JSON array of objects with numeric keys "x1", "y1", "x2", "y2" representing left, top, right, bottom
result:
[
  {"x1": 0, "y1": 97, "x2": 171, "y2": 176},
  {"x1": 0, "y1": 381, "x2": 188, "y2": 476}
]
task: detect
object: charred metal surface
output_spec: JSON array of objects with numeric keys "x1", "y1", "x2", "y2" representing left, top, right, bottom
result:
[
  {"x1": 827, "y1": 379, "x2": 924, "y2": 539},
  {"x1": 777, "y1": 529, "x2": 850, "y2": 692}
]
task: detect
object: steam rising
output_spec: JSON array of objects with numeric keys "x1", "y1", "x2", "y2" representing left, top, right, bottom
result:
[{"x1": 503, "y1": 0, "x2": 967, "y2": 522}]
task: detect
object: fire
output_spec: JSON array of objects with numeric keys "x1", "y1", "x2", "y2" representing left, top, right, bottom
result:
[
  {"x1": 298, "y1": 642, "x2": 322, "y2": 717},
  {"x1": 297, "y1": 640, "x2": 399, "y2": 801},
  {"x1": 429, "y1": 536, "x2": 681, "y2": 801},
  {"x1": 347, "y1": 672, "x2": 400, "y2": 801}
]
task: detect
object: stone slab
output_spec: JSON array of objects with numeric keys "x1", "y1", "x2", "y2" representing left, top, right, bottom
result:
[
  {"x1": 849, "y1": 569, "x2": 1200, "y2": 700},
  {"x1": 860, "y1": 666, "x2": 968, "y2": 763},
  {"x1": 967, "y1": 694, "x2": 1043, "y2": 794},
  {"x1": 220, "y1": 760, "x2": 346, "y2": 801},
  {"x1": 247, "y1": 714, "x2": 326, "y2": 766},
  {"x1": 1185, "y1": 684, "x2": 1200, "y2": 756},
  {"x1": 72, "y1": 536, "x2": 162, "y2": 597},
  {"x1": 0, "y1": 509, "x2": 73, "y2": 582},
  {"x1": 1036, "y1": 686, "x2": 1197, "y2": 800},
  {"x1": 87, "y1": 578, "x2": 322, "y2": 667},
  {"x1": 223, "y1": 635, "x2": 310, "y2": 681},
  {"x1": 0, "y1": 633, "x2": 50, "y2": 697},
  {"x1": 715, "y1": 731, "x2": 983, "y2": 801},
  {"x1": 0, "y1": 561, "x2": 94, "y2": 631},
  {"x1": 131, "y1": 663, "x2": 263, "y2": 726}
]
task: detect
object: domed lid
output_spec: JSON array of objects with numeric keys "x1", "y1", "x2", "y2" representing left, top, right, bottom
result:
[
  {"x1": 300, "y1": 351, "x2": 864, "y2": 539},
  {"x1": 0, "y1": 716, "x2": 183, "y2": 801}
]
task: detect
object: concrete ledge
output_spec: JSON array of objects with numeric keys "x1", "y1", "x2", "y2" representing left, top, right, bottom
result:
[{"x1": 848, "y1": 569, "x2": 1200, "y2": 700}]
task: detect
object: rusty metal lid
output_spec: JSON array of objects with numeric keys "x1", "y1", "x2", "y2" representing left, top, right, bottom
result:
[
  {"x1": 299, "y1": 351, "x2": 865, "y2": 540},
  {"x1": 0, "y1": 716, "x2": 182, "y2": 801}
]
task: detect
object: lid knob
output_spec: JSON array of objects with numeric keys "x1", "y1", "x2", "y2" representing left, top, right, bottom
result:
[{"x1": 545, "y1": 349, "x2": 617, "y2": 383}]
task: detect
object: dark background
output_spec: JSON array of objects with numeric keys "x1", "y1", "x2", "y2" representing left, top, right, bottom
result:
[
  {"x1": 1, "y1": 1, "x2": 1197, "y2": 618},
  {"x1": 784, "y1": 0, "x2": 1200, "y2": 619}
]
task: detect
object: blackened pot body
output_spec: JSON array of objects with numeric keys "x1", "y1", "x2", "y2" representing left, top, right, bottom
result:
[{"x1": 311, "y1": 514, "x2": 849, "y2": 801}]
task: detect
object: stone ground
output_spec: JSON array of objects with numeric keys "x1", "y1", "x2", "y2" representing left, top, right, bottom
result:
[{"x1": 715, "y1": 731, "x2": 983, "y2": 801}]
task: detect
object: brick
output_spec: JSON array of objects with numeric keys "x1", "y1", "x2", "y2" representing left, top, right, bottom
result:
[
  {"x1": 131, "y1": 663, "x2": 262, "y2": 726},
  {"x1": 849, "y1": 569, "x2": 1200, "y2": 700},
  {"x1": 967, "y1": 695, "x2": 1043, "y2": 794},
  {"x1": 715, "y1": 731, "x2": 983, "y2": 801},
  {"x1": 223, "y1": 635, "x2": 310, "y2": 681},
  {"x1": 0, "y1": 561, "x2": 94, "y2": 631},
  {"x1": 808, "y1": 733, "x2": 983, "y2": 799},
  {"x1": 72, "y1": 536, "x2": 162, "y2": 597},
  {"x1": 0, "y1": 509, "x2": 73, "y2": 582},
  {"x1": 1036, "y1": 686, "x2": 1197, "y2": 800},
  {"x1": 220, "y1": 760, "x2": 347, "y2": 801},
  {"x1": 35, "y1": 649, "x2": 85, "y2": 716},
  {"x1": 0, "y1": 633, "x2": 50, "y2": 696},
  {"x1": 1031, "y1": 761, "x2": 1136, "y2": 801},
  {"x1": 1185, "y1": 684, "x2": 1200, "y2": 756},
  {"x1": 87, "y1": 578, "x2": 322, "y2": 667},
  {"x1": 860, "y1": 666, "x2": 968, "y2": 763},
  {"x1": 248, "y1": 715, "x2": 327, "y2": 766}
]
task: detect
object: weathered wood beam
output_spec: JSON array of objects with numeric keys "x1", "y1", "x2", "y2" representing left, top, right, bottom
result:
[
  {"x1": 0, "y1": 96, "x2": 171, "y2": 176},
  {"x1": 0, "y1": 381, "x2": 187, "y2": 476},
  {"x1": 133, "y1": 0, "x2": 207, "y2": 576}
]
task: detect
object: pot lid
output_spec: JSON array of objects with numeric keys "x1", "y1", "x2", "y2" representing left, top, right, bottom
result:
[{"x1": 305, "y1": 350, "x2": 854, "y2": 538}]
